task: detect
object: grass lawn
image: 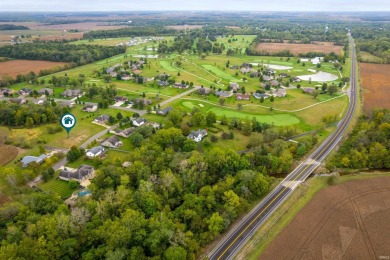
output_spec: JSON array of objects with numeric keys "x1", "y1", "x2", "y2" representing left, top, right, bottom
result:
[
  {"x1": 202, "y1": 64, "x2": 239, "y2": 81},
  {"x1": 38, "y1": 179, "x2": 77, "y2": 199},
  {"x1": 159, "y1": 60, "x2": 178, "y2": 72}
]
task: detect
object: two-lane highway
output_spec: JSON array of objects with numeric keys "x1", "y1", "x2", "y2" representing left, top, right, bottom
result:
[{"x1": 208, "y1": 34, "x2": 358, "y2": 260}]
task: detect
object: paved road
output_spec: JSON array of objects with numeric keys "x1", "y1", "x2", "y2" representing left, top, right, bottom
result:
[
  {"x1": 159, "y1": 85, "x2": 200, "y2": 107},
  {"x1": 208, "y1": 34, "x2": 358, "y2": 260}
]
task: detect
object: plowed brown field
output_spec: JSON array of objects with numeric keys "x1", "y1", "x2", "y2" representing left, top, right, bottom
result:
[
  {"x1": 0, "y1": 60, "x2": 68, "y2": 78},
  {"x1": 261, "y1": 176, "x2": 390, "y2": 260},
  {"x1": 254, "y1": 41, "x2": 343, "y2": 55},
  {"x1": 360, "y1": 63, "x2": 390, "y2": 113}
]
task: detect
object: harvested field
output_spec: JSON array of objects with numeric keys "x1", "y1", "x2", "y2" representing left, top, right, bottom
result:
[
  {"x1": 360, "y1": 63, "x2": 390, "y2": 113},
  {"x1": 0, "y1": 144, "x2": 18, "y2": 166},
  {"x1": 254, "y1": 41, "x2": 343, "y2": 55},
  {"x1": 261, "y1": 176, "x2": 390, "y2": 260},
  {"x1": 0, "y1": 60, "x2": 68, "y2": 78}
]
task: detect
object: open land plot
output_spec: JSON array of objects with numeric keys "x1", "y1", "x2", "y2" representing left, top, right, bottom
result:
[
  {"x1": 360, "y1": 63, "x2": 390, "y2": 113},
  {"x1": 166, "y1": 25, "x2": 203, "y2": 30},
  {"x1": 38, "y1": 179, "x2": 76, "y2": 199},
  {"x1": 0, "y1": 144, "x2": 19, "y2": 166},
  {"x1": 359, "y1": 51, "x2": 383, "y2": 63},
  {"x1": 160, "y1": 60, "x2": 178, "y2": 71},
  {"x1": 254, "y1": 41, "x2": 343, "y2": 55},
  {"x1": 0, "y1": 60, "x2": 68, "y2": 78},
  {"x1": 260, "y1": 176, "x2": 390, "y2": 260},
  {"x1": 202, "y1": 65, "x2": 239, "y2": 81}
]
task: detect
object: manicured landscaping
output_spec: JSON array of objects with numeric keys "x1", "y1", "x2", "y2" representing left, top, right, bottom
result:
[
  {"x1": 202, "y1": 64, "x2": 239, "y2": 81},
  {"x1": 38, "y1": 179, "x2": 76, "y2": 198}
]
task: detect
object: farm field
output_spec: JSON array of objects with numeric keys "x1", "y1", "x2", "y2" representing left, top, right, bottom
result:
[
  {"x1": 260, "y1": 175, "x2": 390, "y2": 260},
  {"x1": 359, "y1": 51, "x2": 383, "y2": 63},
  {"x1": 254, "y1": 41, "x2": 343, "y2": 55},
  {"x1": 0, "y1": 60, "x2": 68, "y2": 78},
  {"x1": 360, "y1": 63, "x2": 390, "y2": 113},
  {"x1": 0, "y1": 144, "x2": 19, "y2": 166}
]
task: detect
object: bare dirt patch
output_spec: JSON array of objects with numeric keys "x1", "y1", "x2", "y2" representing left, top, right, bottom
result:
[
  {"x1": 254, "y1": 41, "x2": 343, "y2": 55},
  {"x1": 261, "y1": 176, "x2": 390, "y2": 260},
  {"x1": 0, "y1": 144, "x2": 18, "y2": 166},
  {"x1": 0, "y1": 60, "x2": 68, "y2": 78},
  {"x1": 360, "y1": 63, "x2": 390, "y2": 113}
]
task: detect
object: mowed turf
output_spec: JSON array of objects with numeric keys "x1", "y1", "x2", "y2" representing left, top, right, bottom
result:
[
  {"x1": 181, "y1": 101, "x2": 300, "y2": 126},
  {"x1": 202, "y1": 65, "x2": 239, "y2": 81},
  {"x1": 38, "y1": 179, "x2": 76, "y2": 198},
  {"x1": 159, "y1": 60, "x2": 178, "y2": 71}
]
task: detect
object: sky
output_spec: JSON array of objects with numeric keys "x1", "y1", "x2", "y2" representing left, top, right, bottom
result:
[{"x1": 1, "y1": 0, "x2": 389, "y2": 12}]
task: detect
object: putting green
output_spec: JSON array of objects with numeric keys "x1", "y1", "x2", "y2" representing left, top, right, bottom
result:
[
  {"x1": 202, "y1": 65, "x2": 238, "y2": 81},
  {"x1": 182, "y1": 101, "x2": 197, "y2": 109}
]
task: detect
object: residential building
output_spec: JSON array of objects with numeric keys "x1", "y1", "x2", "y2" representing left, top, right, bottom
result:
[
  {"x1": 157, "y1": 107, "x2": 173, "y2": 116},
  {"x1": 270, "y1": 80, "x2": 280, "y2": 87},
  {"x1": 187, "y1": 129, "x2": 208, "y2": 143},
  {"x1": 0, "y1": 88, "x2": 14, "y2": 96},
  {"x1": 229, "y1": 82, "x2": 240, "y2": 91},
  {"x1": 121, "y1": 75, "x2": 132, "y2": 81},
  {"x1": 106, "y1": 64, "x2": 121, "y2": 74},
  {"x1": 59, "y1": 165, "x2": 95, "y2": 182},
  {"x1": 215, "y1": 90, "x2": 233, "y2": 98},
  {"x1": 158, "y1": 80, "x2": 169, "y2": 86},
  {"x1": 132, "y1": 117, "x2": 147, "y2": 127},
  {"x1": 83, "y1": 104, "x2": 98, "y2": 112},
  {"x1": 272, "y1": 89, "x2": 287, "y2": 97},
  {"x1": 101, "y1": 135, "x2": 123, "y2": 148},
  {"x1": 18, "y1": 88, "x2": 32, "y2": 95},
  {"x1": 253, "y1": 93, "x2": 270, "y2": 99},
  {"x1": 38, "y1": 88, "x2": 54, "y2": 96},
  {"x1": 9, "y1": 98, "x2": 27, "y2": 105},
  {"x1": 134, "y1": 98, "x2": 152, "y2": 106},
  {"x1": 292, "y1": 77, "x2": 301, "y2": 82},
  {"x1": 112, "y1": 127, "x2": 135, "y2": 138},
  {"x1": 263, "y1": 75, "x2": 272, "y2": 82},
  {"x1": 173, "y1": 82, "x2": 188, "y2": 89},
  {"x1": 86, "y1": 146, "x2": 105, "y2": 158},
  {"x1": 94, "y1": 114, "x2": 110, "y2": 124},
  {"x1": 303, "y1": 88, "x2": 315, "y2": 94},
  {"x1": 57, "y1": 101, "x2": 75, "y2": 108},
  {"x1": 114, "y1": 96, "x2": 129, "y2": 102},
  {"x1": 197, "y1": 87, "x2": 210, "y2": 95},
  {"x1": 21, "y1": 154, "x2": 47, "y2": 167},
  {"x1": 235, "y1": 93, "x2": 250, "y2": 100},
  {"x1": 61, "y1": 89, "x2": 82, "y2": 98}
]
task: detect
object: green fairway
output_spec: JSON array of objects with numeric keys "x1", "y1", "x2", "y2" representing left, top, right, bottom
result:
[
  {"x1": 160, "y1": 60, "x2": 178, "y2": 71},
  {"x1": 38, "y1": 179, "x2": 76, "y2": 198},
  {"x1": 202, "y1": 65, "x2": 238, "y2": 81}
]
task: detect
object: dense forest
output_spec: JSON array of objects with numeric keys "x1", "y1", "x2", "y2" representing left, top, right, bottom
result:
[
  {"x1": 83, "y1": 27, "x2": 177, "y2": 39},
  {"x1": 0, "y1": 24, "x2": 29, "y2": 30},
  {"x1": 329, "y1": 109, "x2": 390, "y2": 170},
  {"x1": 0, "y1": 42, "x2": 126, "y2": 65}
]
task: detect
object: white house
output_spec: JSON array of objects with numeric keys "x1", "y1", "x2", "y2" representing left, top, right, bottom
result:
[
  {"x1": 83, "y1": 104, "x2": 98, "y2": 112},
  {"x1": 187, "y1": 129, "x2": 208, "y2": 143},
  {"x1": 132, "y1": 118, "x2": 147, "y2": 127},
  {"x1": 86, "y1": 146, "x2": 105, "y2": 158}
]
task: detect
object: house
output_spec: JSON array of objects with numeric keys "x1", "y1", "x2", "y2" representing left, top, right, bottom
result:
[
  {"x1": 61, "y1": 89, "x2": 82, "y2": 98},
  {"x1": 253, "y1": 93, "x2": 270, "y2": 99},
  {"x1": 197, "y1": 87, "x2": 210, "y2": 95},
  {"x1": 21, "y1": 154, "x2": 47, "y2": 167},
  {"x1": 270, "y1": 80, "x2": 280, "y2": 87},
  {"x1": 240, "y1": 67, "x2": 251, "y2": 74},
  {"x1": 272, "y1": 89, "x2": 287, "y2": 97},
  {"x1": 86, "y1": 146, "x2": 105, "y2": 158},
  {"x1": 173, "y1": 82, "x2": 188, "y2": 89},
  {"x1": 101, "y1": 135, "x2": 123, "y2": 148},
  {"x1": 158, "y1": 80, "x2": 169, "y2": 86},
  {"x1": 9, "y1": 98, "x2": 27, "y2": 105},
  {"x1": 121, "y1": 75, "x2": 132, "y2": 81},
  {"x1": 57, "y1": 101, "x2": 75, "y2": 108},
  {"x1": 230, "y1": 82, "x2": 240, "y2": 91},
  {"x1": 134, "y1": 98, "x2": 152, "y2": 106},
  {"x1": 133, "y1": 69, "x2": 142, "y2": 75},
  {"x1": 106, "y1": 64, "x2": 121, "y2": 74},
  {"x1": 303, "y1": 88, "x2": 315, "y2": 94},
  {"x1": 38, "y1": 88, "x2": 53, "y2": 96},
  {"x1": 250, "y1": 71, "x2": 260, "y2": 78},
  {"x1": 230, "y1": 65, "x2": 239, "y2": 69},
  {"x1": 263, "y1": 75, "x2": 272, "y2": 82},
  {"x1": 157, "y1": 107, "x2": 173, "y2": 116},
  {"x1": 83, "y1": 104, "x2": 98, "y2": 112},
  {"x1": 94, "y1": 114, "x2": 110, "y2": 124},
  {"x1": 0, "y1": 88, "x2": 14, "y2": 96},
  {"x1": 235, "y1": 93, "x2": 250, "y2": 100},
  {"x1": 59, "y1": 165, "x2": 95, "y2": 182},
  {"x1": 187, "y1": 129, "x2": 208, "y2": 143},
  {"x1": 279, "y1": 73, "x2": 290, "y2": 78},
  {"x1": 35, "y1": 99, "x2": 45, "y2": 105},
  {"x1": 264, "y1": 68, "x2": 275, "y2": 74},
  {"x1": 215, "y1": 90, "x2": 233, "y2": 98},
  {"x1": 112, "y1": 127, "x2": 135, "y2": 138},
  {"x1": 311, "y1": 57, "x2": 322, "y2": 65},
  {"x1": 132, "y1": 117, "x2": 147, "y2": 127},
  {"x1": 291, "y1": 77, "x2": 301, "y2": 82},
  {"x1": 110, "y1": 72, "x2": 118, "y2": 78},
  {"x1": 114, "y1": 96, "x2": 129, "y2": 102},
  {"x1": 122, "y1": 161, "x2": 132, "y2": 168},
  {"x1": 18, "y1": 88, "x2": 32, "y2": 95}
]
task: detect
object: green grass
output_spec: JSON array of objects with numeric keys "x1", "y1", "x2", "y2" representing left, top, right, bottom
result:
[
  {"x1": 201, "y1": 65, "x2": 239, "y2": 81},
  {"x1": 240, "y1": 172, "x2": 390, "y2": 260},
  {"x1": 359, "y1": 51, "x2": 383, "y2": 63},
  {"x1": 38, "y1": 179, "x2": 76, "y2": 199},
  {"x1": 159, "y1": 60, "x2": 178, "y2": 72}
]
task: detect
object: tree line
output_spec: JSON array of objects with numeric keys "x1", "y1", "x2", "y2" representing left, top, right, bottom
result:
[
  {"x1": 0, "y1": 41, "x2": 126, "y2": 65},
  {"x1": 0, "y1": 24, "x2": 29, "y2": 30},
  {"x1": 83, "y1": 26, "x2": 177, "y2": 39}
]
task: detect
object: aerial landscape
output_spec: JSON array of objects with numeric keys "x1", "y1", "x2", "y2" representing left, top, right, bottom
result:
[{"x1": 0, "y1": 1, "x2": 390, "y2": 259}]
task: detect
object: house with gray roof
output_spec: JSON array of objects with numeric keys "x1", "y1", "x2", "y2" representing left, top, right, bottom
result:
[
  {"x1": 188, "y1": 129, "x2": 208, "y2": 143},
  {"x1": 59, "y1": 165, "x2": 95, "y2": 182},
  {"x1": 215, "y1": 90, "x2": 233, "y2": 98},
  {"x1": 132, "y1": 117, "x2": 147, "y2": 127},
  {"x1": 38, "y1": 88, "x2": 54, "y2": 96},
  {"x1": 157, "y1": 107, "x2": 173, "y2": 116},
  {"x1": 101, "y1": 135, "x2": 123, "y2": 148},
  {"x1": 61, "y1": 89, "x2": 83, "y2": 98},
  {"x1": 86, "y1": 146, "x2": 105, "y2": 158},
  {"x1": 112, "y1": 127, "x2": 135, "y2": 138},
  {"x1": 253, "y1": 93, "x2": 270, "y2": 99},
  {"x1": 94, "y1": 114, "x2": 110, "y2": 124}
]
